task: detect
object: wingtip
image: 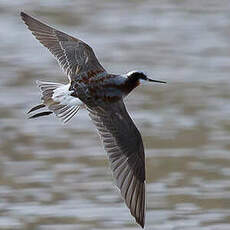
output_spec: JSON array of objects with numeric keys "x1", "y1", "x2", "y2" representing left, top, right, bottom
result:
[
  {"x1": 20, "y1": 11, "x2": 30, "y2": 25},
  {"x1": 135, "y1": 213, "x2": 145, "y2": 228},
  {"x1": 20, "y1": 11, "x2": 27, "y2": 20},
  {"x1": 20, "y1": 11, "x2": 34, "y2": 24},
  {"x1": 138, "y1": 219, "x2": 145, "y2": 228}
]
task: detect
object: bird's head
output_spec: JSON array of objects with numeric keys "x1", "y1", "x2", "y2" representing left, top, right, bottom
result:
[{"x1": 126, "y1": 70, "x2": 166, "y2": 89}]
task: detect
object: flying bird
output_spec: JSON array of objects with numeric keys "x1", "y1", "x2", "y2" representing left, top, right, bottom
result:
[{"x1": 21, "y1": 12, "x2": 166, "y2": 228}]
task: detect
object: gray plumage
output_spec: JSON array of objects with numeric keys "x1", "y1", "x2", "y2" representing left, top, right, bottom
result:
[
  {"x1": 88, "y1": 102, "x2": 145, "y2": 227},
  {"x1": 21, "y1": 12, "x2": 105, "y2": 80},
  {"x1": 21, "y1": 12, "x2": 146, "y2": 228}
]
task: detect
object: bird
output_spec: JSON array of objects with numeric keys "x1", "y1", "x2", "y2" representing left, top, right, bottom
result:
[{"x1": 21, "y1": 12, "x2": 166, "y2": 228}]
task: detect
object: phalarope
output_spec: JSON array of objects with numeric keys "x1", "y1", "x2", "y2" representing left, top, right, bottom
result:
[{"x1": 21, "y1": 12, "x2": 166, "y2": 228}]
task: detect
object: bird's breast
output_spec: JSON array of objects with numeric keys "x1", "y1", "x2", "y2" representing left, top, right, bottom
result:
[
  {"x1": 70, "y1": 74, "x2": 132, "y2": 105},
  {"x1": 88, "y1": 84, "x2": 123, "y2": 103}
]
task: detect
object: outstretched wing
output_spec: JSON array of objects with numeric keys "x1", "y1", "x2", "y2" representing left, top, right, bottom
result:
[
  {"x1": 21, "y1": 12, "x2": 106, "y2": 80},
  {"x1": 88, "y1": 101, "x2": 146, "y2": 228}
]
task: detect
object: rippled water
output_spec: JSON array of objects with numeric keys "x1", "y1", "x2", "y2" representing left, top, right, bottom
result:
[{"x1": 0, "y1": 0, "x2": 230, "y2": 229}]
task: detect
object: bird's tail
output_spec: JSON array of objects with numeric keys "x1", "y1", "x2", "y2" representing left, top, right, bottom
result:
[{"x1": 28, "y1": 81, "x2": 83, "y2": 123}]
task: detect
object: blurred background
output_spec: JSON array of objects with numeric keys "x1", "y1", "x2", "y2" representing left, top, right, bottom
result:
[{"x1": 0, "y1": 0, "x2": 230, "y2": 229}]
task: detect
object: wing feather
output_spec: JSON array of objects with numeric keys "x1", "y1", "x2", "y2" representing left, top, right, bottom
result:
[
  {"x1": 21, "y1": 12, "x2": 106, "y2": 80},
  {"x1": 88, "y1": 101, "x2": 145, "y2": 228}
]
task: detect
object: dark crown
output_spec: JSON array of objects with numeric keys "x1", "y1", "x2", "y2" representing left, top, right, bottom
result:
[{"x1": 127, "y1": 71, "x2": 147, "y2": 81}]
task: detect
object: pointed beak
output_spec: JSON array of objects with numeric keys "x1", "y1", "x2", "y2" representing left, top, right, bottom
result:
[{"x1": 147, "y1": 77, "x2": 166, "y2": 84}]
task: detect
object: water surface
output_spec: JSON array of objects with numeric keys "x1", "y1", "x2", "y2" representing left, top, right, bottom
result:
[{"x1": 0, "y1": 1, "x2": 230, "y2": 229}]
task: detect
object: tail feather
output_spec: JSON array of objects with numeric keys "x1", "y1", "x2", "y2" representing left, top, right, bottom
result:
[
  {"x1": 27, "y1": 104, "x2": 46, "y2": 114},
  {"x1": 36, "y1": 81, "x2": 62, "y2": 106},
  {"x1": 29, "y1": 111, "x2": 53, "y2": 119},
  {"x1": 28, "y1": 80, "x2": 83, "y2": 123}
]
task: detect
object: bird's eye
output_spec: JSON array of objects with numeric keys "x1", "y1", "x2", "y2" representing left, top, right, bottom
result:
[{"x1": 140, "y1": 75, "x2": 147, "y2": 80}]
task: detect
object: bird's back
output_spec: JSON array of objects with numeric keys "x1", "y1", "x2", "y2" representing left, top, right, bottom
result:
[{"x1": 70, "y1": 73, "x2": 128, "y2": 106}]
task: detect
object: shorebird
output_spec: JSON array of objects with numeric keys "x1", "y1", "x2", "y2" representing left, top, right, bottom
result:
[{"x1": 21, "y1": 12, "x2": 166, "y2": 228}]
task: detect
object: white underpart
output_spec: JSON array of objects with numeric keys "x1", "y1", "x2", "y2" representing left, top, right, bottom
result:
[
  {"x1": 52, "y1": 84, "x2": 82, "y2": 107},
  {"x1": 52, "y1": 83, "x2": 83, "y2": 123},
  {"x1": 36, "y1": 80, "x2": 83, "y2": 123}
]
